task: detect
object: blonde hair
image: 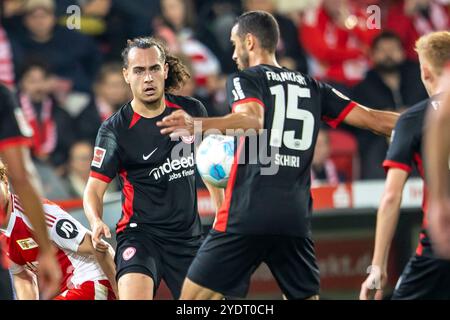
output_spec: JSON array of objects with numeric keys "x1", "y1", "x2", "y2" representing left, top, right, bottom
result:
[
  {"x1": 0, "y1": 160, "x2": 7, "y2": 184},
  {"x1": 415, "y1": 31, "x2": 450, "y2": 76}
]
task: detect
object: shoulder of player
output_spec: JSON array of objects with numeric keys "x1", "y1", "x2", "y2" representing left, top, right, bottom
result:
[
  {"x1": 233, "y1": 67, "x2": 264, "y2": 82},
  {"x1": 100, "y1": 103, "x2": 129, "y2": 133},
  {"x1": 42, "y1": 200, "x2": 71, "y2": 226},
  {"x1": 398, "y1": 99, "x2": 429, "y2": 123},
  {"x1": 165, "y1": 94, "x2": 205, "y2": 114},
  {"x1": 242, "y1": 66, "x2": 262, "y2": 76}
]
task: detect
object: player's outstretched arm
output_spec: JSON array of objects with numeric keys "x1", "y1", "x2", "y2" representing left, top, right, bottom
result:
[
  {"x1": 77, "y1": 233, "x2": 118, "y2": 297},
  {"x1": 157, "y1": 102, "x2": 264, "y2": 137},
  {"x1": 12, "y1": 269, "x2": 39, "y2": 300},
  {"x1": 343, "y1": 104, "x2": 399, "y2": 137},
  {"x1": 0, "y1": 146, "x2": 61, "y2": 300},
  {"x1": 203, "y1": 180, "x2": 225, "y2": 212},
  {"x1": 360, "y1": 168, "x2": 408, "y2": 300},
  {"x1": 83, "y1": 177, "x2": 111, "y2": 252}
]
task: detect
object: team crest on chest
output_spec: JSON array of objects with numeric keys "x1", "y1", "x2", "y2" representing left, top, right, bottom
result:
[{"x1": 16, "y1": 238, "x2": 39, "y2": 250}]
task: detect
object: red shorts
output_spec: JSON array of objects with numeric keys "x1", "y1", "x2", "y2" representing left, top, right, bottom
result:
[{"x1": 54, "y1": 280, "x2": 116, "y2": 300}]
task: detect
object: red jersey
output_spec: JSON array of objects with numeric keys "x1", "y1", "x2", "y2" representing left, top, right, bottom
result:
[{"x1": 1, "y1": 195, "x2": 114, "y2": 299}]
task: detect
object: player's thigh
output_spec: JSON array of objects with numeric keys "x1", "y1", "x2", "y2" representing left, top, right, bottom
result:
[
  {"x1": 159, "y1": 236, "x2": 202, "y2": 299},
  {"x1": 266, "y1": 236, "x2": 320, "y2": 300},
  {"x1": 115, "y1": 231, "x2": 162, "y2": 299},
  {"x1": 392, "y1": 255, "x2": 450, "y2": 300},
  {"x1": 184, "y1": 230, "x2": 264, "y2": 299}
]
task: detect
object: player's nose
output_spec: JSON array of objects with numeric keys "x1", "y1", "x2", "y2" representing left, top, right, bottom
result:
[{"x1": 144, "y1": 72, "x2": 153, "y2": 83}]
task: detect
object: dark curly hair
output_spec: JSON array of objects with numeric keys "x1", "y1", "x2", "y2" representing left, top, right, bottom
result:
[{"x1": 121, "y1": 37, "x2": 191, "y2": 92}]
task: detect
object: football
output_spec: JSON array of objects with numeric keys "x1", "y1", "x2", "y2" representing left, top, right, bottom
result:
[{"x1": 196, "y1": 134, "x2": 235, "y2": 188}]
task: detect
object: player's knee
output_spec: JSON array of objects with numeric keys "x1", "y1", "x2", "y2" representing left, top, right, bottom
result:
[
  {"x1": 179, "y1": 278, "x2": 199, "y2": 300},
  {"x1": 180, "y1": 278, "x2": 222, "y2": 300},
  {"x1": 118, "y1": 273, "x2": 154, "y2": 300}
]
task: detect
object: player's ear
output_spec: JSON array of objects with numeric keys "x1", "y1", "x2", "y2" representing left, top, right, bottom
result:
[
  {"x1": 123, "y1": 67, "x2": 130, "y2": 84},
  {"x1": 421, "y1": 63, "x2": 433, "y2": 83},
  {"x1": 245, "y1": 33, "x2": 255, "y2": 51}
]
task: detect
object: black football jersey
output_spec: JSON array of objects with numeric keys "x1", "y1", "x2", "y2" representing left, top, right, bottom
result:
[
  {"x1": 214, "y1": 64, "x2": 357, "y2": 236},
  {"x1": 0, "y1": 84, "x2": 32, "y2": 152},
  {"x1": 90, "y1": 94, "x2": 207, "y2": 239},
  {"x1": 383, "y1": 96, "x2": 444, "y2": 257}
]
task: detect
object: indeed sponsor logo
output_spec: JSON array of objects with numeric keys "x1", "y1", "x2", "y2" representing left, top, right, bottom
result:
[{"x1": 149, "y1": 153, "x2": 195, "y2": 180}]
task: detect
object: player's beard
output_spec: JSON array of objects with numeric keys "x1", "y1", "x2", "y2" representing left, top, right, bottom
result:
[{"x1": 238, "y1": 49, "x2": 250, "y2": 70}]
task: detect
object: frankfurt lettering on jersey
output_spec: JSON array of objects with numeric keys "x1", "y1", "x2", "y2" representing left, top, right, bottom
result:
[{"x1": 265, "y1": 71, "x2": 307, "y2": 86}]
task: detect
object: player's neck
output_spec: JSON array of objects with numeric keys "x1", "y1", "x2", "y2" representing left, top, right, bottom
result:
[
  {"x1": 131, "y1": 97, "x2": 166, "y2": 119},
  {"x1": 431, "y1": 76, "x2": 445, "y2": 96},
  {"x1": 250, "y1": 53, "x2": 281, "y2": 69}
]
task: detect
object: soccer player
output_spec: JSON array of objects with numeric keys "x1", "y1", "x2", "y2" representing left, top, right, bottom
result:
[
  {"x1": 158, "y1": 11, "x2": 399, "y2": 300},
  {"x1": 0, "y1": 83, "x2": 60, "y2": 300},
  {"x1": 0, "y1": 160, "x2": 117, "y2": 300},
  {"x1": 83, "y1": 37, "x2": 223, "y2": 300},
  {"x1": 360, "y1": 31, "x2": 450, "y2": 300},
  {"x1": 425, "y1": 51, "x2": 450, "y2": 259}
]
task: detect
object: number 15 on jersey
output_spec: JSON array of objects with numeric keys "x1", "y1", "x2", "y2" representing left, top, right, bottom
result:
[{"x1": 270, "y1": 85, "x2": 314, "y2": 151}]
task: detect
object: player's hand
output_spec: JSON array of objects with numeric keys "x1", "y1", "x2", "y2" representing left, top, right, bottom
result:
[
  {"x1": 359, "y1": 267, "x2": 387, "y2": 300},
  {"x1": 428, "y1": 198, "x2": 450, "y2": 259},
  {"x1": 92, "y1": 219, "x2": 111, "y2": 253},
  {"x1": 37, "y1": 249, "x2": 61, "y2": 300},
  {"x1": 157, "y1": 110, "x2": 195, "y2": 139}
]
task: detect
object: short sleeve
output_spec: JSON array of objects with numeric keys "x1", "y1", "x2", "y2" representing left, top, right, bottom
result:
[
  {"x1": 0, "y1": 85, "x2": 32, "y2": 152},
  {"x1": 186, "y1": 97, "x2": 208, "y2": 117},
  {"x1": 195, "y1": 100, "x2": 208, "y2": 117},
  {"x1": 383, "y1": 114, "x2": 415, "y2": 173},
  {"x1": 226, "y1": 73, "x2": 265, "y2": 112},
  {"x1": 46, "y1": 204, "x2": 88, "y2": 253},
  {"x1": 319, "y1": 82, "x2": 357, "y2": 129},
  {"x1": 90, "y1": 124, "x2": 120, "y2": 183}
]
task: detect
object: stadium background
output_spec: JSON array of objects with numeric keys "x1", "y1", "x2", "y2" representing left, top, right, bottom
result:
[{"x1": 1, "y1": 0, "x2": 449, "y2": 299}]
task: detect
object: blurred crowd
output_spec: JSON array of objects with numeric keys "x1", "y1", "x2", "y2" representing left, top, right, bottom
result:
[{"x1": 0, "y1": 0, "x2": 448, "y2": 198}]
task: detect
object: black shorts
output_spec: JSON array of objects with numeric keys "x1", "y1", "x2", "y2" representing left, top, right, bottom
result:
[
  {"x1": 0, "y1": 264, "x2": 13, "y2": 300},
  {"x1": 115, "y1": 227, "x2": 202, "y2": 299},
  {"x1": 187, "y1": 230, "x2": 320, "y2": 299},
  {"x1": 392, "y1": 254, "x2": 450, "y2": 300}
]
